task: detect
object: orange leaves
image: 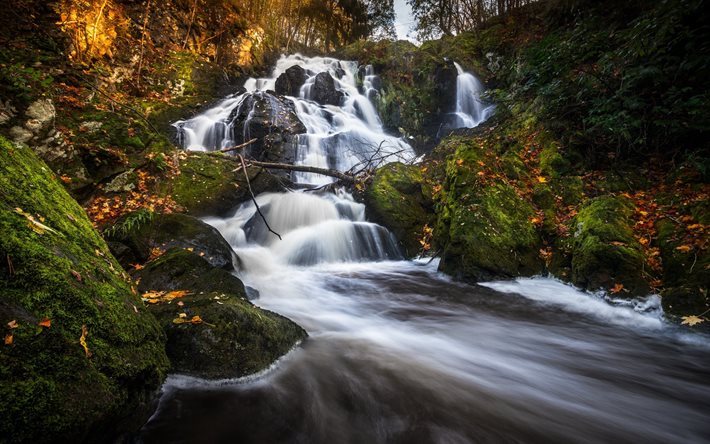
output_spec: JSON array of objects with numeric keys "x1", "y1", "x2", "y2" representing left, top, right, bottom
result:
[
  {"x1": 7, "y1": 320, "x2": 18, "y2": 329},
  {"x1": 536, "y1": 176, "x2": 548, "y2": 183},
  {"x1": 141, "y1": 289, "x2": 190, "y2": 304},
  {"x1": 4, "y1": 334, "x2": 13, "y2": 346},
  {"x1": 38, "y1": 318, "x2": 52, "y2": 328},
  {"x1": 675, "y1": 245, "x2": 693, "y2": 253},
  {"x1": 455, "y1": 158, "x2": 464, "y2": 166},
  {"x1": 172, "y1": 315, "x2": 204, "y2": 325},
  {"x1": 418, "y1": 224, "x2": 434, "y2": 252},
  {"x1": 610, "y1": 283, "x2": 625, "y2": 294},
  {"x1": 79, "y1": 324, "x2": 91, "y2": 358},
  {"x1": 148, "y1": 247, "x2": 165, "y2": 261}
]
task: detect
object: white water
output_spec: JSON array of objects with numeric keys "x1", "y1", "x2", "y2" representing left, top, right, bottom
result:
[
  {"x1": 174, "y1": 54, "x2": 415, "y2": 185},
  {"x1": 451, "y1": 62, "x2": 495, "y2": 128},
  {"x1": 146, "y1": 54, "x2": 710, "y2": 443}
]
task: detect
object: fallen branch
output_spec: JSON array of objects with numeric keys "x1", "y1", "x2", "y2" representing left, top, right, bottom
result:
[
  {"x1": 219, "y1": 138, "x2": 258, "y2": 153},
  {"x1": 237, "y1": 154, "x2": 282, "y2": 240},
  {"x1": 246, "y1": 160, "x2": 357, "y2": 184}
]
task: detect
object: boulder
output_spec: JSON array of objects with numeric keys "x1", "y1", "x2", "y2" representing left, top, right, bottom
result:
[
  {"x1": 569, "y1": 196, "x2": 648, "y2": 296},
  {"x1": 136, "y1": 249, "x2": 307, "y2": 379},
  {"x1": 365, "y1": 162, "x2": 435, "y2": 257},
  {"x1": 228, "y1": 91, "x2": 306, "y2": 166},
  {"x1": 275, "y1": 65, "x2": 308, "y2": 97},
  {"x1": 310, "y1": 72, "x2": 344, "y2": 106},
  {"x1": 0, "y1": 137, "x2": 169, "y2": 443},
  {"x1": 105, "y1": 212, "x2": 236, "y2": 270}
]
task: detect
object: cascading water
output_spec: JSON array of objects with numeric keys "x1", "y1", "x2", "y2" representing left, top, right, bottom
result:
[
  {"x1": 451, "y1": 61, "x2": 495, "y2": 128},
  {"x1": 142, "y1": 54, "x2": 710, "y2": 443}
]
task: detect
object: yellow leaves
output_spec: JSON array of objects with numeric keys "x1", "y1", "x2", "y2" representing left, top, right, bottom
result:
[
  {"x1": 536, "y1": 176, "x2": 548, "y2": 183},
  {"x1": 38, "y1": 318, "x2": 52, "y2": 328},
  {"x1": 418, "y1": 224, "x2": 434, "y2": 252},
  {"x1": 675, "y1": 245, "x2": 693, "y2": 253},
  {"x1": 14, "y1": 208, "x2": 58, "y2": 235},
  {"x1": 681, "y1": 315, "x2": 705, "y2": 326},
  {"x1": 79, "y1": 324, "x2": 91, "y2": 358},
  {"x1": 142, "y1": 289, "x2": 191, "y2": 304},
  {"x1": 148, "y1": 247, "x2": 165, "y2": 261},
  {"x1": 530, "y1": 217, "x2": 542, "y2": 226},
  {"x1": 172, "y1": 315, "x2": 205, "y2": 325},
  {"x1": 432, "y1": 184, "x2": 443, "y2": 195},
  {"x1": 610, "y1": 283, "x2": 624, "y2": 294}
]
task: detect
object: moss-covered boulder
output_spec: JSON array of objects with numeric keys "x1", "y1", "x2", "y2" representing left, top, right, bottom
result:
[
  {"x1": 569, "y1": 196, "x2": 648, "y2": 295},
  {"x1": 0, "y1": 137, "x2": 169, "y2": 443},
  {"x1": 364, "y1": 162, "x2": 435, "y2": 257},
  {"x1": 135, "y1": 249, "x2": 306, "y2": 379},
  {"x1": 156, "y1": 151, "x2": 286, "y2": 217},
  {"x1": 106, "y1": 212, "x2": 236, "y2": 270},
  {"x1": 434, "y1": 136, "x2": 544, "y2": 281}
]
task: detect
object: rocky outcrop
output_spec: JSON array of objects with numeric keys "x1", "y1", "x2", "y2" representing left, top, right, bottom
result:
[
  {"x1": 310, "y1": 72, "x2": 344, "y2": 106},
  {"x1": 135, "y1": 248, "x2": 307, "y2": 379},
  {"x1": 0, "y1": 137, "x2": 169, "y2": 443},
  {"x1": 228, "y1": 92, "x2": 306, "y2": 166},
  {"x1": 275, "y1": 65, "x2": 308, "y2": 97},
  {"x1": 365, "y1": 162, "x2": 435, "y2": 257},
  {"x1": 105, "y1": 212, "x2": 237, "y2": 270}
]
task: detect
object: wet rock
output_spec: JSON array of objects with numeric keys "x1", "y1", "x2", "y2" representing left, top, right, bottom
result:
[
  {"x1": 0, "y1": 136, "x2": 168, "y2": 443},
  {"x1": 434, "y1": 59, "x2": 459, "y2": 116},
  {"x1": 275, "y1": 65, "x2": 308, "y2": 97},
  {"x1": 569, "y1": 195, "x2": 648, "y2": 296},
  {"x1": 137, "y1": 249, "x2": 307, "y2": 379},
  {"x1": 24, "y1": 99, "x2": 55, "y2": 134},
  {"x1": 105, "y1": 212, "x2": 236, "y2": 270},
  {"x1": 311, "y1": 72, "x2": 344, "y2": 106},
  {"x1": 228, "y1": 91, "x2": 306, "y2": 166},
  {"x1": 8, "y1": 126, "x2": 32, "y2": 144},
  {"x1": 365, "y1": 162, "x2": 435, "y2": 257}
]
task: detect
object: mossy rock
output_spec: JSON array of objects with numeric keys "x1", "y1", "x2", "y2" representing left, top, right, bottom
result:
[
  {"x1": 570, "y1": 195, "x2": 648, "y2": 296},
  {"x1": 434, "y1": 136, "x2": 543, "y2": 280},
  {"x1": 364, "y1": 162, "x2": 434, "y2": 257},
  {"x1": 656, "y1": 218, "x2": 709, "y2": 315},
  {"x1": 157, "y1": 152, "x2": 285, "y2": 217},
  {"x1": 0, "y1": 137, "x2": 169, "y2": 443},
  {"x1": 106, "y1": 212, "x2": 236, "y2": 271},
  {"x1": 137, "y1": 249, "x2": 306, "y2": 379}
]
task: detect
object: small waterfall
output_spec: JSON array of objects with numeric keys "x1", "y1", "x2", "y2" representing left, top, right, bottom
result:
[
  {"x1": 174, "y1": 54, "x2": 415, "y2": 266},
  {"x1": 451, "y1": 62, "x2": 495, "y2": 129}
]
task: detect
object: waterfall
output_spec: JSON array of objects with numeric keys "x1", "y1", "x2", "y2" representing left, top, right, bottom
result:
[
  {"x1": 177, "y1": 54, "x2": 412, "y2": 265},
  {"x1": 451, "y1": 62, "x2": 495, "y2": 129}
]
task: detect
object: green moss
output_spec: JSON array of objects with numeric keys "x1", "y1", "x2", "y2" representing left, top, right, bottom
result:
[
  {"x1": 570, "y1": 195, "x2": 648, "y2": 295},
  {"x1": 0, "y1": 137, "x2": 168, "y2": 443},
  {"x1": 364, "y1": 162, "x2": 434, "y2": 257},
  {"x1": 137, "y1": 249, "x2": 306, "y2": 379},
  {"x1": 539, "y1": 142, "x2": 571, "y2": 178},
  {"x1": 156, "y1": 152, "x2": 284, "y2": 217}
]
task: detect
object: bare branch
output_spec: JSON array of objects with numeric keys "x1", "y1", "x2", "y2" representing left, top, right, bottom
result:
[
  {"x1": 219, "y1": 138, "x2": 258, "y2": 153},
  {"x1": 236, "y1": 154, "x2": 282, "y2": 241}
]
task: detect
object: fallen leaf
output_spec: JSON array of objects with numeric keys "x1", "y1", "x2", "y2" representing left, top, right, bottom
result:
[
  {"x1": 38, "y1": 318, "x2": 51, "y2": 328},
  {"x1": 610, "y1": 241, "x2": 626, "y2": 247},
  {"x1": 456, "y1": 158, "x2": 464, "y2": 166},
  {"x1": 536, "y1": 176, "x2": 548, "y2": 183},
  {"x1": 179, "y1": 313, "x2": 187, "y2": 318},
  {"x1": 70, "y1": 270, "x2": 82, "y2": 282},
  {"x1": 4, "y1": 333, "x2": 13, "y2": 345},
  {"x1": 681, "y1": 315, "x2": 704, "y2": 326},
  {"x1": 7, "y1": 320, "x2": 18, "y2": 329},
  {"x1": 131, "y1": 263, "x2": 144, "y2": 271},
  {"x1": 610, "y1": 283, "x2": 624, "y2": 294},
  {"x1": 15, "y1": 208, "x2": 58, "y2": 235},
  {"x1": 177, "y1": 301, "x2": 184, "y2": 307},
  {"x1": 675, "y1": 245, "x2": 693, "y2": 253},
  {"x1": 79, "y1": 324, "x2": 91, "y2": 357}
]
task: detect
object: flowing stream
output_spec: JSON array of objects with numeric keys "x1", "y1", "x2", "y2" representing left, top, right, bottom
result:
[{"x1": 140, "y1": 55, "x2": 710, "y2": 443}]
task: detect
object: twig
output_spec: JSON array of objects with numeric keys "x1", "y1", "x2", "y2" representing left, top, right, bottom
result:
[
  {"x1": 136, "y1": 0, "x2": 152, "y2": 86},
  {"x1": 182, "y1": 0, "x2": 198, "y2": 50},
  {"x1": 247, "y1": 159, "x2": 357, "y2": 183},
  {"x1": 219, "y1": 138, "x2": 257, "y2": 153},
  {"x1": 689, "y1": 252, "x2": 698, "y2": 274},
  {"x1": 237, "y1": 154, "x2": 282, "y2": 240}
]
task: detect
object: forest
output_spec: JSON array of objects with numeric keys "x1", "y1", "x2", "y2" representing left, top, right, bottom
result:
[{"x1": 0, "y1": 0, "x2": 708, "y2": 442}]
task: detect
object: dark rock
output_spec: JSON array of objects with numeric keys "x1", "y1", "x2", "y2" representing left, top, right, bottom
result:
[
  {"x1": 106, "y1": 213, "x2": 236, "y2": 270},
  {"x1": 137, "y1": 249, "x2": 307, "y2": 379},
  {"x1": 0, "y1": 137, "x2": 168, "y2": 443},
  {"x1": 275, "y1": 65, "x2": 308, "y2": 97},
  {"x1": 228, "y1": 91, "x2": 306, "y2": 166},
  {"x1": 434, "y1": 59, "x2": 459, "y2": 115},
  {"x1": 310, "y1": 72, "x2": 344, "y2": 106}
]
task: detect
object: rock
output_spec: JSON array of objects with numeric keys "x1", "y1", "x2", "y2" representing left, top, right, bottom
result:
[
  {"x1": 24, "y1": 99, "x2": 55, "y2": 134},
  {"x1": 104, "y1": 169, "x2": 137, "y2": 193},
  {"x1": 365, "y1": 162, "x2": 435, "y2": 257},
  {"x1": 106, "y1": 212, "x2": 236, "y2": 270},
  {"x1": 275, "y1": 65, "x2": 308, "y2": 97},
  {"x1": 569, "y1": 196, "x2": 648, "y2": 296},
  {"x1": 434, "y1": 136, "x2": 544, "y2": 281},
  {"x1": 79, "y1": 121, "x2": 103, "y2": 134},
  {"x1": 434, "y1": 59, "x2": 458, "y2": 115},
  {"x1": 156, "y1": 151, "x2": 286, "y2": 217},
  {"x1": 310, "y1": 72, "x2": 344, "y2": 106},
  {"x1": 137, "y1": 249, "x2": 307, "y2": 379},
  {"x1": 0, "y1": 136, "x2": 168, "y2": 443},
  {"x1": 8, "y1": 125, "x2": 32, "y2": 143},
  {"x1": 228, "y1": 91, "x2": 306, "y2": 166}
]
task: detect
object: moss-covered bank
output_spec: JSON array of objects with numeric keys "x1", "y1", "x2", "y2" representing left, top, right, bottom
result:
[{"x1": 0, "y1": 136, "x2": 169, "y2": 443}]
